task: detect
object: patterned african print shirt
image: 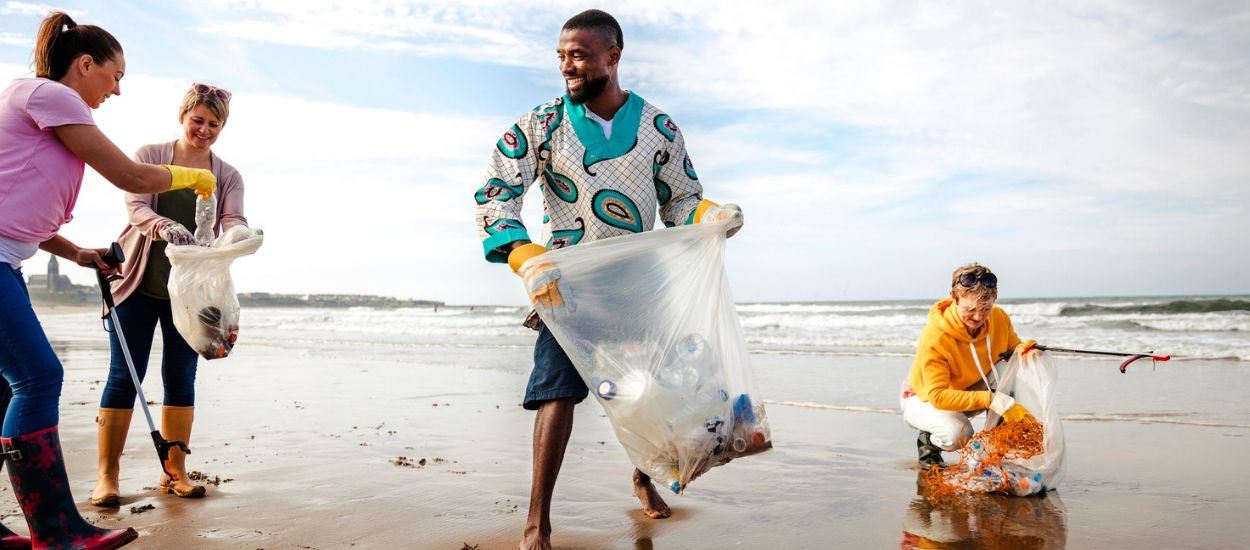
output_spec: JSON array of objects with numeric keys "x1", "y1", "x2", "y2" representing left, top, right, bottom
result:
[{"x1": 475, "y1": 92, "x2": 704, "y2": 263}]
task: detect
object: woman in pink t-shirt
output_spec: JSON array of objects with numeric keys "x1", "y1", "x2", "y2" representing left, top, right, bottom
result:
[{"x1": 0, "y1": 11, "x2": 218, "y2": 549}]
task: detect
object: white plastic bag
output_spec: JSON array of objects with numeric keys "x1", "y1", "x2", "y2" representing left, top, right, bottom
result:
[
  {"x1": 166, "y1": 225, "x2": 263, "y2": 360},
  {"x1": 522, "y1": 220, "x2": 771, "y2": 494},
  {"x1": 949, "y1": 350, "x2": 1066, "y2": 495}
]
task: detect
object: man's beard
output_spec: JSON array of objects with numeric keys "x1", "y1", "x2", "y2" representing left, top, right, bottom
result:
[{"x1": 567, "y1": 74, "x2": 609, "y2": 104}]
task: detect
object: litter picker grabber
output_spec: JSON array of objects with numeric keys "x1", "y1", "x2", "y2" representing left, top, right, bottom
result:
[
  {"x1": 94, "y1": 242, "x2": 189, "y2": 482},
  {"x1": 1033, "y1": 344, "x2": 1171, "y2": 373}
]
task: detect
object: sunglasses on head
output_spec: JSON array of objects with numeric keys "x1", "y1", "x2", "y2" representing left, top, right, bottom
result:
[
  {"x1": 192, "y1": 82, "x2": 231, "y2": 102},
  {"x1": 956, "y1": 272, "x2": 997, "y2": 289}
]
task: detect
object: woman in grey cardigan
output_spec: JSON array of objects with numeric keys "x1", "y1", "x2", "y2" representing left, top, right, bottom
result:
[{"x1": 90, "y1": 82, "x2": 247, "y2": 506}]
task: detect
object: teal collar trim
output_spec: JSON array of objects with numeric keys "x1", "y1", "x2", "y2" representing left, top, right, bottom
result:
[{"x1": 565, "y1": 92, "x2": 644, "y2": 168}]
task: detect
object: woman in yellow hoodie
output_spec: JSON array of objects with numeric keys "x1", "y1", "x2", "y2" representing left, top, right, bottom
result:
[{"x1": 900, "y1": 263, "x2": 1037, "y2": 467}]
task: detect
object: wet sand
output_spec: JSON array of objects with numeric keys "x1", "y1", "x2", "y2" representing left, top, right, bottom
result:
[{"x1": 2, "y1": 313, "x2": 1248, "y2": 548}]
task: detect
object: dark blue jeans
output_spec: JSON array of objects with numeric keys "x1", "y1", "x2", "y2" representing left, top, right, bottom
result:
[
  {"x1": 0, "y1": 266, "x2": 63, "y2": 437},
  {"x1": 99, "y1": 291, "x2": 198, "y2": 409}
]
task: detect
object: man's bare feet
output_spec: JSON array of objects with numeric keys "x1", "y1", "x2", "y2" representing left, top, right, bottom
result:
[
  {"x1": 519, "y1": 524, "x2": 552, "y2": 550},
  {"x1": 519, "y1": 398, "x2": 575, "y2": 550},
  {"x1": 632, "y1": 469, "x2": 672, "y2": 519}
]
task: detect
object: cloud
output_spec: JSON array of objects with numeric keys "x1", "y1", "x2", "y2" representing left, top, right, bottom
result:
[
  {"x1": 198, "y1": 0, "x2": 557, "y2": 69},
  {"x1": 1, "y1": 1, "x2": 59, "y2": 17},
  {"x1": 642, "y1": 2, "x2": 1250, "y2": 204},
  {"x1": 2, "y1": 62, "x2": 513, "y2": 302},
  {"x1": 0, "y1": 32, "x2": 30, "y2": 47},
  {"x1": 4, "y1": 1, "x2": 1248, "y2": 304},
  {"x1": 166, "y1": 1, "x2": 1250, "y2": 207}
]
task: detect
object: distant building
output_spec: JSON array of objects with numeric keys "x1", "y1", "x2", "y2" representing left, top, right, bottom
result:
[{"x1": 27, "y1": 256, "x2": 73, "y2": 293}]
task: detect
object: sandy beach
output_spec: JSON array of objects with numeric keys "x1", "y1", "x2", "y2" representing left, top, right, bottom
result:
[{"x1": 1, "y1": 307, "x2": 1246, "y2": 549}]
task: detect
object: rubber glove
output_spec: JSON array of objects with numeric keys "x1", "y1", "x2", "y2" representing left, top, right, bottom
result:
[
  {"x1": 158, "y1": 222, "x2": 196, "y2": 246},
  {"x1": 507, "y1": 243, "x2": 546, "y2": 274},
  {"x1": 1019, "y1": 339, "x2": 1038, "y2": 356},
  {"x1": 694, "y1": 199, "x2": 744, "y2": 238},
  {"x1": 164, "y1": 164, "x2": 216, "y2": 199},
  {"x1": 1002, "y1": 403, "x2": 1037, "y2": 424},
  {"x1": 989, "y1": 392, "x2": 1037, "y2": 423},
  {"x1": 508, "y1": 243, "x2": 563, "y2": 308}
]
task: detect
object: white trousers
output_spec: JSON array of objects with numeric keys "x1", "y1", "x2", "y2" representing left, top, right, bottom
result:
[
  {"x1": 899, "y1": 379, "x2": 992, "y2": 451},
  {"x1": 900, "y1": 395, "x2": 982, "y2": 450}
]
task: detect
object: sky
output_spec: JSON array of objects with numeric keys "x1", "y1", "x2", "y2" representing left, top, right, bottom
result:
[{"x1": 2, "y1": 0, "x2": 1248, "y2": 305}]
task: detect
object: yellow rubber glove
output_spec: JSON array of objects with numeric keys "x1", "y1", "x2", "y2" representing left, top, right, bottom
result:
[
  {"x1": 694, "y1": 199, "x2": 745, "y2": 238},
  {"x1": 164, "y1": 164, "x2": 217, "y2": 199},
  {"x1": 1019, "y1": 339, "x2": 1037, "y2": 354},
  {"x1": 508, "y1": 243, "x2": 563, "y2": 308},
  {"x1": 693, "y1": 199, "x2": 719, "y2": 223},
  {"x1": 1002, "y1": 403, "x2": 1037, "y2": 424},
  {"x1": 507, "y1": 243, "x2": 546, "y2": 274}
]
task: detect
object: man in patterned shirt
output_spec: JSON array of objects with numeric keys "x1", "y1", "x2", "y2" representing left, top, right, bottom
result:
[{"x1": 474, "y1": 9, "x2": 743, "y2": 550}]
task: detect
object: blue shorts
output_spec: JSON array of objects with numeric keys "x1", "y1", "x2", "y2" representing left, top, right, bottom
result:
[{"x1": 523, "y1": 324, "x2": 588, "y2": 410}]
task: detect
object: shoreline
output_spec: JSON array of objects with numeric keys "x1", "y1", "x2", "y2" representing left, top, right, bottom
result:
[
  {"x1": 4, "y1": 309, "x2": 1246, "y2": 548},
  {"x1": 0, "y1": 335, "x2": 1242, "y2": 547}
]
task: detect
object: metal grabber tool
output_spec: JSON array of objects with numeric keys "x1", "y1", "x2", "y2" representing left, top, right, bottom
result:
[
  {"x1": 94, "y1": 242, "x2": 189, "y2": 482},
  {"x1": 1033, "y1": 344, "x2": 1172, "y2": 373}
]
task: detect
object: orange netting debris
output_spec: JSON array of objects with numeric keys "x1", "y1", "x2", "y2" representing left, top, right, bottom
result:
[{"x1": 923, "y1": 420, "x2": 1044, "y2": 502}]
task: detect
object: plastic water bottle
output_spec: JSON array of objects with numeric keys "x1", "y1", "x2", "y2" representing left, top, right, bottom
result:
[
  {"x1": 733, "y1": 394, "x2": 756, "y2": 424},
  {"x1": 194, "y1": 194, "x2": 216, "y2": 246},
  {"x1": 676, "y1": 333, "x2": 707, "y2": 362},
  {"x1": 657, "y1": 365, "x2": 702, "y2": 390},
  {"x1": 596, "y1": 380, "x2": 617, "y2": 400},
  {"x1": 609, "y1": 370, "x2": 652, "y2": 410}
]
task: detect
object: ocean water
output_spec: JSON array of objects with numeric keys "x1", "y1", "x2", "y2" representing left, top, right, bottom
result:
[
  {"x1": 213, "y1": 295, "x2": 1248, "y2": 361},
  {"x1": 39, "y1": 295, "x2": 1250, "y2": 429}
]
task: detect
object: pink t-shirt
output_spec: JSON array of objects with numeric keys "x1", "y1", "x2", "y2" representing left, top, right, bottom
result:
[{"x1": 0, "y1": 77, "x2": 95, "y2": 245}]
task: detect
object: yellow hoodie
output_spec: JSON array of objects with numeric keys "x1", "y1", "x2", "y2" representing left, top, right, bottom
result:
[{"x1": 908, "y1": 298, "x2": 1022, "y2": 412}]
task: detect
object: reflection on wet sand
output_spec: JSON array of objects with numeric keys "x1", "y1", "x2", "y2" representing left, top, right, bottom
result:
[
  {"x1": 901, "y1": 473, "x2": 1068, "y2": 549},
  {"x1": 47, "y1": 337, "x2": 107, "y2": 355}
]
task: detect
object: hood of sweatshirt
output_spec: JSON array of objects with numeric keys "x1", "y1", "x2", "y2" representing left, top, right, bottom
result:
[{"x1": 928, "y1": 297, "x2": 984, "y2": 344}]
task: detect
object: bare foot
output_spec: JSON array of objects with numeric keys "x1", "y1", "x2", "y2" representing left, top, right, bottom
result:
[
  {"x1": 519, "y1": 525, "x2": 552, "y2": 550},
  {"x1": 632, "y1": 470, "x2": 672, "y2": 519}
]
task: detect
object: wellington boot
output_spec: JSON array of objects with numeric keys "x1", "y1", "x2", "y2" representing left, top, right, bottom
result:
[
  {"x1": 917, "y1": 431, "x2": 945, "y2": 468},
  {"x1": 91, "y1": 408, "x2": 133, "y2": 507},
  {"x1": 0, "y1": 527, "x2": 27, "y2": 549},
  {"x1": 2, "y1": 426, "x2": 138, "y2": 549},
  {"x1": 158, "y1": 406, "x2": 205, "y2": 498},
  {"x1": 0, "y1": 460, "x2": 31, "y2": 548}
]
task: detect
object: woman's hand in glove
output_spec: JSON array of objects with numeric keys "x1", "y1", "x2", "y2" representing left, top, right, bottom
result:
[{"x1": 159, "y1": 222, "x2": 196, "y2": 246}]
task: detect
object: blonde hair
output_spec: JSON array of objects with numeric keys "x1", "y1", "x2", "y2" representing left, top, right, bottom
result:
[
  {"x1": 951, "y1": 262, "x2": 998, "y2": 304},
  {"x1": 178, "y1": 85, "x2": 230, "y2": 124}
]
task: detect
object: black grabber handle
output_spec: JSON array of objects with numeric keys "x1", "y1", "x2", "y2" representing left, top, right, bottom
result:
[
  {"x1": 95, "y1": 242, "x2": 124, "y2": 310},
  {"x1": 151, "y1": 430, "x2": 191, "y2": 481}
]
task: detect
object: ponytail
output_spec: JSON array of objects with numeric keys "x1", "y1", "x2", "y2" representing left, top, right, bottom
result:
[{"x1": 33, "y1": 11, "x2": 123, "y2": 80}]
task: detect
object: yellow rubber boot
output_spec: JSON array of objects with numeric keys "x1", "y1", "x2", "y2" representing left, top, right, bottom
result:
[
  {"x1": 90, "y1": 408, "x2": 133, "y2": 507},
  {"x1": 159, "y1": 406, "x2": 206, "y2": 498}
]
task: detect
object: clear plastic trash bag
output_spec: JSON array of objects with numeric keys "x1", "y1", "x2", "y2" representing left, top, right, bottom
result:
[
  {"x1": 951, "y1": 350, "x2": 1066, "y2": 496},
  {"x1": 166, "y1": 225, "x2": 263, "y2": 360},
  {"x1": 521, "y1": 220, "x2": 771, "y2": 494}
]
